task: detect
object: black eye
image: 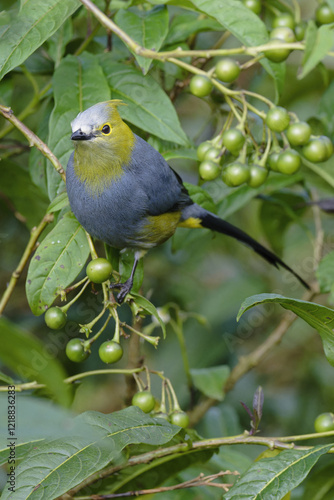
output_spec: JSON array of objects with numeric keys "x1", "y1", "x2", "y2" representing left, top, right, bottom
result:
[{"x1": 102, "y1": 124, "x2": 111, "y2": 134}]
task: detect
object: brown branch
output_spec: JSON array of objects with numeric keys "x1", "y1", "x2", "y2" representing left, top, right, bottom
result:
[
  {"x1": 85, "y1": 471, "x2": 238, "y2": 499},
  {"x1": 0, "y1": 105, "x2": 65, "y2": 182},
  {"x1": 0, "y1": 213, "x2": 54, "y2": 315}
]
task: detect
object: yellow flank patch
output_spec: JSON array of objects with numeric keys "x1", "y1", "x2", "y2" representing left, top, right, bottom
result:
[
  {"x1": 143, "y1": 212, "x2": 181, "y2": 246},
  {"x1": 178, "y1": 217, "x2": 203, "y2": 229}
]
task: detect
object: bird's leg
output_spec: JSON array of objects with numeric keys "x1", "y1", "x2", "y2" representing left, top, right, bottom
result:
[{"x1": 110, "y1": 253, "x2": 140, "y2": 304}]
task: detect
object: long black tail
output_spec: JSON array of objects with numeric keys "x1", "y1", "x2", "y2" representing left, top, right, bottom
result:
[{"x1": 199, "y1": 211, "x2": 310, "y2": 290}]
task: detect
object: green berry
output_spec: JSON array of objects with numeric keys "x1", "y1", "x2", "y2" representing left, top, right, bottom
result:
[
  {"x1": 314, "y1": 412, "x2": 334, "y2": 432},
  {"x1": 267, "y1": 151, "x2": 281, "y2": 172},
  {"x1": 199, "y1": 160, "x2": 221, "y2": 181},
  {"x1": 272, "y1": 13, "x2": 295, "y2": 30},
  {"x1": 222, "y1": 163, "x2": 250, "y2": 187},
  {"x1": 266, "y1": 107, "x2": 290, "y2": 132},
  {"x1": 197, "y1": 141, "x2": 212, "y2": 161},
  {"x1": 215, "y1": 58, "x2": 240, "y2": 83},
  {"x1": 132, "y1": 391, "x2": 156, "y2": 413},
  {"x1": 86, "y1": 258, "x2": 113, "y2": 284},
  {"x1": 302, "y1": 138, "x2": 328, "y2": 163},
  {"x1": 170, "y1": 411, "x2": 190, "y2": 428},
  {"x1": 248, "y1": 165, "x2": 268, "y2": 187},
  {"x1": 286, "y1": 122, "x2": 312, "y2": 146},
  {"x1": 277, "y1": 149, "x2": 301, "y2": 174},
  {"x1": 264, "y1": 39, "x2": 290, "y2": 63},
  {"x1": 66, "y1": 338, "x2": 89, "y2": 363},
  {"x1": 99, "y1": 340, "x2": 123, "y2": 364},
  {"x1": 294, "y1": 22, "x2": 306, "y2": 41},
  {"x1": 242, "y1": 0, "x2": 261, "y2": 15},
  {"x1": 316, "y1": 3, "x2": 334, "y2": 25},
  {"x1": 189, "y1": 75, "x2": 213, "y2": 97},
  {"x1": 222, "y1": 128, "x2": 245, "y2": 154},
  {"x1": 45, "y1": 307, "x2": 67, "y2": 330},
  {"x1": 270, "y1": 27, "x2": 295, "y2": 43},
  {"x1": 203, "y1": 147, "x2": 221, "y2": 162}
]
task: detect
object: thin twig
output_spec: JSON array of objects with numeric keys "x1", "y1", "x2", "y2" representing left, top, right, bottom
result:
[
  {"x1": 76, "y1": 471, "x2": 238, "y2": 498},
  {"x1": 0, "y1": 213, "x2": 54, "y2": 315},
  {"x1": 0, "y1": 105, "x2": 65, "y2": 181}
]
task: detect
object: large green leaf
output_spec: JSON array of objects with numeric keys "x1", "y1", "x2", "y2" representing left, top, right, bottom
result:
[
  {"x1": 0, "y1": 318, "x2": 70, "y2": 406},
  {"x1": 48, "y1": 53, "x2": 111, "y2": 199},
  {"x1": 237, "y1": 293, "x2": 334, "y2": 367},
  {"x1": 300, "y1": 22, "x2": 334, "y2": 79},
  {"x1": 224, "y1": 445, "x2": 332, "y2": 500},
  {"x1": 115, "y1": 6, "x2": 169, "y2": 74},
  {"x1": 1, "y1": 407, "x2": 180, "y2": 500},
  {"x1": 100, "y1": 58, "x2": 189, "y2": 146},
  {"x1": 0, "y1": 0, "x2": 80, "y2": 81},
  {"x1": 0, "y1": 160, "x2": 48, "y2": 228},
  {"x1": 190, "y1": 365, "x2": 230, "y2": 400},
  {"x1": 26, "y1": 212, "x2": 90, "y2": 315},
  {"x1": 0, "y1": 395, "x2": 75, "y2": 451}
]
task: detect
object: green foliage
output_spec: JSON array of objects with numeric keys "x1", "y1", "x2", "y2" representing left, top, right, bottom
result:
[
  {"x1": 0, "y1": 406, "x2": 180, "y2": 500},
  {"x1": 238, "y1": 294, "x2": 334, "y2": 367},
  {"x1": 26, "y1": 212, "x2": 90, "y2": 315},
  {"x1": 224, "y1": 445, "x2": 332, "y2": 500},
  {"x1": 2, "y1": 0, "x2": 334, "y2": 498},
  {"x1": 0, "y1": 318, "x2": 70, "y2": 405}
]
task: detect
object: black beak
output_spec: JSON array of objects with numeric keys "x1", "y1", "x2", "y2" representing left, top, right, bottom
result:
[{"x1": 71, "y1": 129, "x2": 94, "y2": 141}]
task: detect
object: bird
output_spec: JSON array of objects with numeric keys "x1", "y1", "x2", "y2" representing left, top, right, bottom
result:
[{"x1": 66, "y1": 100, "x2": 309, "y2": 303}]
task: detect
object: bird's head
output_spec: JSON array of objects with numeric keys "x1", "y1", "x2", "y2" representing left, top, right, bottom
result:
[
  {"x1": 70, "y1": 100, "x2": 135, "y2": 192},
  {"x1": 71, "y1": 100, "x2": 131, "y2": 147}
]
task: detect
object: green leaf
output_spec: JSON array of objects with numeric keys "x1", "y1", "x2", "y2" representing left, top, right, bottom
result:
[
  {"x1": 0, "y1": 318, "x2": 70, "y2": 406},
  {"x1": 0, "y1": 0, "x2": 80, "y2": 81},
  {"x1": 100, "y1": 59, "x2": 189, "y2": 146},
  {"x1": 237, "y1": 293, "x2": 334, "y2": 367},
  {"x1": 47, "y1": 191, "x2": 69, "y2": 213},
  {"x1": 47, "y1": 17, "x2": 73, "y2": 66},
  {"x1": 165, "y1": 11, "x2": 221, "y2": 45},
  {"x1": 130, "y1": 292, "x2": 167, "y2": 338},
  {"x1": 0, "y1": 160, "x2": 49, "y2": 228},
  {"x1": 184, "y1": 182, "x2": 217, "y2": 213},
  {"x1": 0, "y1": 394, "x2": 76, "y2": 451},
  {"x1": 26, "y1": 212, "x2": 90, "y2": 315},
  {"x1": 224, "y1": 445, "x2": 332, "y2": 500},
  {"x1": 162, "y1": 148, "x2": 197, "y2": 161},
  {"x1": 190, "y1": 365, "x2": 230, "y2": 400},
  {"x1": 0, "y1": 371, "x2": 14, "y2": 385},
  {"x1": 190, "y1": 0, "x2": 268, "y2": 45},
  {"x1": 48, "y1": 53, "x2": 111, "y2": 199},
  {"x1": 29, "y1": 100, "x2": 53, "y2": 197},
  {"x1": 300, "y1": 23, "x2": 334, "y2": 79},
  {"x1": 1, "y1": 407, "x2": 180, "y2": 500},
  {"x1": 115, "y1": 6, "x2": 169, "y2": 74},
  {"x1": 259, "y1": 192, "x2": 308, "y2": 255},
  {"x1": 316, "y1": 250, "x2": 334, "y2": 300}
]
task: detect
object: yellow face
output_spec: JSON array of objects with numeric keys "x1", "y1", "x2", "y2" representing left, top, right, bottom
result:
[{"x1": 71, "y1": 100, "x2": 135, "y2": 195}]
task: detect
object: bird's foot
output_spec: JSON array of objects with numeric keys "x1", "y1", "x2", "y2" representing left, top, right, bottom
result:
[{"x1": 110, "y1": 278, "x2": 133, "y2": 304}]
